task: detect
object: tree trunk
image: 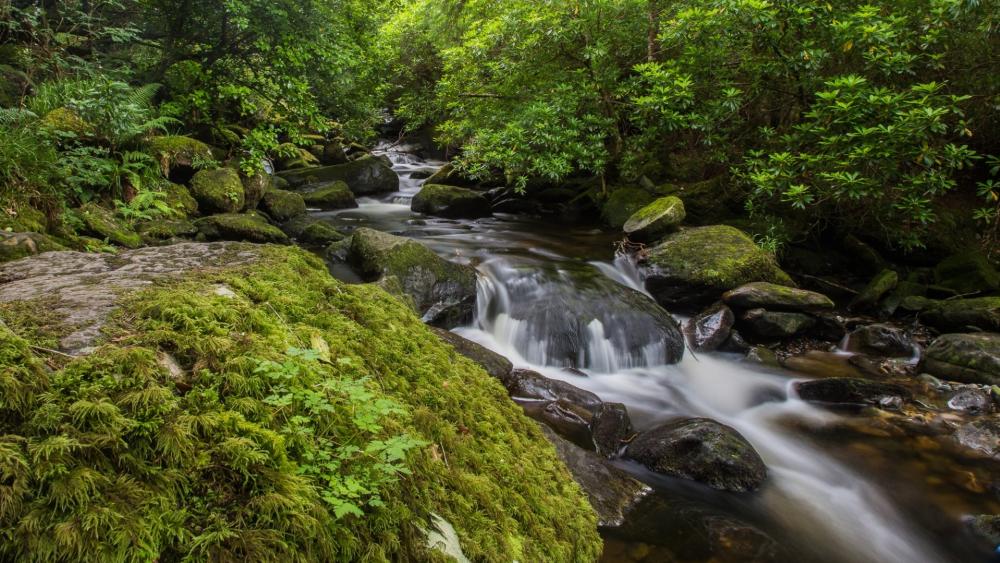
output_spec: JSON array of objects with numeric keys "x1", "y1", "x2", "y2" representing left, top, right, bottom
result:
[{"x1": 647, "y1": 1, "x2": 660, "y2": 62}]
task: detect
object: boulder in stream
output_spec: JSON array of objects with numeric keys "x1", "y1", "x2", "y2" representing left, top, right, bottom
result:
[
  {"x1": 723, "y1": 282, "x2": 834, "y2": 312},
  {"x1": 843, "y1": 324, "x2": 917, "y2": 358},
  {"x1": 924, "y1": 333, "x2": 1000, "y2": 386},
  {"x1": 505, "y1": 368, "x2": 602, "y2": 413},
  {"x1": 685, "y1": 302, "x2": 735, "y2": 352},
  {"x1": 299, "y1": 180, "x2": 358, "y2": 210},
  {"x1": 277, "y1": 155, "x2": 399, "y2": 195},
  {"x1": 412, "y1": 184, "x2": 492, "y2": 219},
  {"x1": 590, "y1": 402, "x2": 633, "y2": 458},
  {"x1": 643, "y1": 225, "x2": 793, "y2": 311},
  {"x1": 739, "y1": 308, "x2": 815, "y2": 340},
  {"x1": 625, "y1": 418, "x2": 768, "y2": 492},
  {"x1": 348, "y1": 227, "x2": 477, "y2": 328},
  {"x1": 622, "y1": 196, "x2": 685, "y2": 241},
  {"x1": 793, "y1": 378, "x2": 911, "y2": 408}
]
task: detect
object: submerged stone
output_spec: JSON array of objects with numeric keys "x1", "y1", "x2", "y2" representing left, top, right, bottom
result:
[
  {"x1": 643, "y1": 225, "x2": 793, "y2": 311},
  {"x1": 625, "y1": 417, "x2": 768, "y2": 492},
  {"x1": 794, "y1": 378, "x2": 911, "y2": 407}
]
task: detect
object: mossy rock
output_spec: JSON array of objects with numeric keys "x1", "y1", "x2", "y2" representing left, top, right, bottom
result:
[
  {"x1": 0, "y1": 232, "x2": 65, "y2": 263},
  {"x1": 39, "y1": 107, "x2": 92, "y2": 137},
  {"x1": 723, "y1": 282, "x2": 834, "y2": 312},
  {"x1": 299, "y1": 181, "x2": 358, "y2": 210},
  {"x1": 623, "y1": 196, "x2": 685, "y2": 241},
  {"x1": 194, "y1": 213, "x2": 290, "y2": 245},
  {"x1": 147, "y1": 135, "x2": 214, "y2": 181},
  {"x1": 921, "y1": 297, "x2": 1000, "y2": 333},
  {"x1": 348, "y1": 228, "x2": 477, "y2": 328},
  {"x1": 924, "y1": 333, "x2": 1000, "y2": 386},
  {"x1": 241, "y1": 169, "x2": 270, "y2": 211},
  {"x1": 0, "y1": 244, "x2": 601, "y2": 561},
  {"x1": 934, "y1": 252, "x2": 1000, "y2": 295},
  {"x1": 849, "y1": 269, "x2": 899, "y2": 312},
  {"x1": 136, "y1": 219, "x2": 198, "y2": 243},
  {"x1": 189, "y1": 168, "x2": 245, "y2": 214},
  {"x1": 281, "y1": 216, "x2": 345, "y2": 246},
  {"x1": 425, "y1": 163, "x2": 480, "y2": 188},
  {"x1": 77, "y1": 203, "x2": 142, "y2": 248},
  {"x1": 277, "y1": 156, "x2": 399, "y2": 196},
  {"x1": 260, "y1": 189, "x2": 307, "y2": 223},
  {"x1": 643, "y1": 225, "x2": 794, "y2": 311},
  {"x1": 163, "y1": 183, "x2": 199, "y2": 217},
  {"x1": 320, "y1": 140, "x2": 349, "y2": 165},
  {"x1": 0, "y1": 205, "x2": 47, "y2": 233},
  {"x1": 411, "y1": 184, "x2": 492, "y2": 219},
  {"x1": 601, "y1": 187, "x2": 654, "y2": 229}
]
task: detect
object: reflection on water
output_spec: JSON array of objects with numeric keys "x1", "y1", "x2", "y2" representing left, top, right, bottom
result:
[{"x1": 312, "y1": 142, "x2": 999, "y2": 563}]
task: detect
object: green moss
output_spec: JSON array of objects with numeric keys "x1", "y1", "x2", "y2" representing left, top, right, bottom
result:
[
  {"x1": 137, "y1": 218, "x2": 198, "y2": 243},
  {"x1": 299, "y1": 181, "x2": 357, "y2": 210},
  {"x1": 601, "y1": 186, "x2": 654, "y2": 229},
  {"x1": 0, "y1": 204, "x2": 48, "y2": 233},
  {"x1": 39, "y1": 107, "x2": 92, "y2": 137},
  {"x1": 623, "y1": 195, "x2": 685, "y2": 241},
  {"x1": 647, "y1": 225, "x2": 793, "y2": 289},
  {"x1": 147, "y1": 135, "x2": 214, "y2": 178},
  {"x1": 934, "y1": 252, "x2": 999, "y2": 294},
  {"x1": 194, "y1": 213, "x2": 291, "y2": 245},
  {"x1": 298, "y1": 221, "x2": 344, "y2": 246},
  {"x1": 0, "y1": 297, "x2": 73, "y2": 351},
  {"x1": 411, "y1": 184, "x2": 491, "y2": 218},
  {"x1": 190, "y1": 168, "x2": 246, "y2": 214},
  {"x1": 0, "y1": 245, "x2": 601, "y2": 562},
  {"x1": 163, "y1": 183, "x2": 199, "y2": 217},
  {"x1": 261, "y1": 189, "x2": 307, "y2": 222},
  {"x1": 77, "y1": 203, "x2": 142, "y2": 248},
  {"x1": 654, "y1": 176, "x2": 742, "y2": 225}
]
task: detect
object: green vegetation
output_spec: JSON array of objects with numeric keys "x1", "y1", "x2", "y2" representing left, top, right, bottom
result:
[{"x1": 0, "y1": 246, "x2": 601, "y2": 562}]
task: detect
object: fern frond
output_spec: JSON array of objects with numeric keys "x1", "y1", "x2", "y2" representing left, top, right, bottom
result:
[
  {"x1": 0, "y1": 107, "x2": 38, "y2": 126},
  {"x1": 127, "y1": 83, "x2": 162, "y2": 109}
]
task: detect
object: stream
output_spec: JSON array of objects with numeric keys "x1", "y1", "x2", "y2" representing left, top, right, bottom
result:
[{"x1": 313, "y1": 142, "x2": 999, "y2": 562}]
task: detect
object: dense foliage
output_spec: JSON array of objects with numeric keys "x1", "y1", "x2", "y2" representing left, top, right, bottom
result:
[{"x1": 383, "y1": 0, "x2": 1000, "y2": 250}]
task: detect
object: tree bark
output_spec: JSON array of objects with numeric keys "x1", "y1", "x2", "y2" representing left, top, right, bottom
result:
[{"x1": 647, "y1": 1, "x2": 660, "y2": 62}]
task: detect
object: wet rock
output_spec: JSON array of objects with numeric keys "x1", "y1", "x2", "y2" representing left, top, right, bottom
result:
[
  {"x1": 424, "y1": 163, "x2": 480, "y2": 188},
  {"x1": 723, "y1": 282, "x2": 834, "y2": 312},
  {"x1": 783, "y1": 351, "x2": 867, "y2": 379},
  {"x1": 954, "y1": 417, "x2": 1000, "y2": 459},
  {"x1": 348, "y1": 228, "x2": 477, "y2": 329},
  {"x1": 921, "y1": 297, "x2": 1000, "y2": 333},
  {"x1": 77, "y1": 203, "x2": 142, "y2": 248},
  {"x1": 843, "y1": 324, "x2": 917, "y2": 358},
  {"x1": 622, "y1": 196, "x2": 685, "y2": 241},
  {"x1": 504, "y1": 369, "x2": 602, "y2": 413},
  {"x1": 924, "y1": 333, "x2": 1000, "y2": 386},
  {"x1": 492, "y1": 263, "x2": 685, "y2": 368},
  {"x1": 259, "y1": 189, "x2": 306, "y2": 222},
  {"x1": 739, "y1": 308, "x2": 815, "y2": 340},
  {"x1": 538, "y1": 425, "x2": 651, "y2": 528},
  {"x1": 431, "y1": 327, "x2": 513, "y2": 381},
  {"x1": 685, "y1": 302, "x2": 735, "y2": 352},
  {"x1": 590, "y1": 402, "x2": 633, "y2": 458},
  {"x1": 643, "y1": 225, "x2": 793, "y2": 311},
  {"x1": 189, "y1": 168, "x2": 245, "y2": 214},
  {"x1": 277, "y1": 155, "x2": 399, "y2": 195},
  {"x1": 194, "y1": 213, "x2": 291, "y2": 245},
  {"x1": 526, "y1": 399, "x2": 595, "y2": 447},
  {"x1": 794, "y1": 378, "x2": 911, "y2": 407},
  {"x1": 948, "y1": 386, "x2": 994, "y2": 414},
  {"x1": 934, "y1": 252, "x2": 999, "y2": 295},
  {"x1": 625, "y1": 418, "x2": 768, "y2": 492},
  {"x1": 849, "y1": 269, "x2": 898, "y2": 312},
  {"x1": 746, "y1": 346, "x2": 780, "y2": 368},
  {"x1": 602, "y1": 187, "x2": 655, "y2": 229},
  {"x1": 0, "y1": 232, "x2": 64, "y2": 263},
  {"x1": 965, "y1": 514, "x2": 1000, "y2": 547},
  {"x1": 411, "y1": 184, "x2": 492, "y2": 219},
  {"x1": 299, "y1": 180, "x2": 358, "y2": 210},
  {"x1": 0, "y1": 242, "x2": 260, "y2": 353},
  {"x1": 280, "y1": 216, "x2": 344, "y2": 246},
  {"x1": 720, "y1": 329, "x2": 751, "y2": 354}
]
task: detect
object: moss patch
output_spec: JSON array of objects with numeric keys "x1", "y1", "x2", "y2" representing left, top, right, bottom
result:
[
  {"x1": 77, "y1": 203, "x2": 142, "y2": 248},
  {"x1": 299, "y1": 181, "x2": 357, "y2": 210},
  {"x1": 147, "y1": 135, "x2": 214, "y2": 179},
  {"x1": 195, "y1": 213, "x2": 291, "y2": 245},
  {"x1": 623, "y1": 196, "x2": 685, "y2": 241},
  {"x1": 0, "y1": 245, "x2": 601, "y2": 562},
  {"x1": 190, "y1": 168, "x2": 246, "y2": 214},
  {"x1": 163, "y1": 183, "x2": 199, "y2": 217},
  {"x1": 261, "y1": 189, "x2": 307, "y2": 222}
]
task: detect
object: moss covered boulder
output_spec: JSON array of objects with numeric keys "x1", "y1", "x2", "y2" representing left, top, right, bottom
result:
[
  {"x1": 643, "y1": 225, "x2": 794, "y2": 311},
  {"x1": 625, "y1": 418, "x2": 768, "y2": 492},
  {"x1": 849, "y1": 269, "x2": 899, "y2": 312},
  {"x1": 136, "y1": 219, "x2": 199, "y2": 244},
  {"x1": 922, "y1": 297, "x2": 1000, "y2": 333},
  {"x1": 194, "y1": 213, "x2": 290, "y2": 245},
  {"x1": 0, "y1": 244, "x2": 601, "y2": 562},
  {"x1": 277, "y1": 155, "x2": 399, "y2": 196},
  {"x1": 147, "y1": 135, "x2": 214, "y2": 182},
  {"x1": 260, "y1": 189, "x2": 307, "y2": 222},
  {"x1": 623, "y1": 196, "x2": 685, "y2": 241},
  {"x1": 0, "y1": 232, "x2": 65, "y2": 263},
  {"x1": 723, "y1": 282, "x2": 834, "y2": 312},
  {"x1": 39, "y1": 107, "x2": 92, "y2": 137},
  {"x1": 299, "y1": 181, "x2": 358, "y2": 210},
  {"x1": 934, "y1": 252, "x2": 1000, "y2": 295},
  {"x1": 190, "y1": 168, "x2": 245, "y2": 214},
  {"x1": 77, "y1": 203, "x2": 142, "y2": 248},
  {"x1": 240, "y1": 168, "x2": 270, "y2": 211},
  {"x1": 924, "y1": 333, "x2": 1000, "y2": 385},
  {"x1": 601, "y1": 187, "x2": 655, "y2": 229},
  {"x1": 281, "y1": 216, "x2": 345, "y2": 246},
  {"x1": 348, "y1": 228, "x2": 477, "y2": 328},
  {"x1": 163, "y1": 183, "x2": 199, "y2": 217},
  {"x1": 0, "y1": 205, "x2": 47, "y2": 233},
  {"x1": 411, "y1": 184, "x2": 492, "y2": 219}
]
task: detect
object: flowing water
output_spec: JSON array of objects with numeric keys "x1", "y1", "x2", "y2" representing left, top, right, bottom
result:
[{"x1": 314, "y1": 142, "x2": 1000, "y2": 563}]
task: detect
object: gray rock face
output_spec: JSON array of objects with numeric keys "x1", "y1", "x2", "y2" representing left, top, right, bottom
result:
[
  {"x1": 0, "y1": 243, "x2": 261, "y2": 353},
  {"x1": 685, "y1": 302, "x2": 735, "y2": 351},
  {"x1": 539, "y1": 425, "x2": 651, "y2": 528},
  {"x1": 348, "y1": 228, "x2": 477, "y2": 329},
  {"x1": 723, "y1": 282, "x2": 834, "y2": 311},
  {"x1": 625, "y1": 418, "x2": 768, "y2": 492},
  {"x1": 431, "y1": 327, "x2": 512, "y2": 381},
  {"x1": 924, "y1": 333, "x2": 1000, "y2": 386}
]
